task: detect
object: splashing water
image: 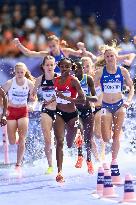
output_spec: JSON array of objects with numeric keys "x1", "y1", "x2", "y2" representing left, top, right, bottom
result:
[{"x1": 23, "y1": 97, "x2": 136, "y2": 167}]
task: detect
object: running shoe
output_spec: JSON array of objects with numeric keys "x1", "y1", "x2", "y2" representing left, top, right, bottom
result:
[
  {"x1": 86, "y1": 161, "x2": 94, "y2": 174},
  {"x1": 14, "y1": 164, "x2": 22, "y2": 177},
  {"x1": 75, "y1": 156, "x2": 83, "y2": 168},
  {"x1": 45, "y1": 166, "x2": 53, "y2": 174},
  {"x1": 15, "y1": 164, "x2": 21, "y2": 170},
  {"x1": 56, "y1": 172, "x2": 65, "y2": 183}
]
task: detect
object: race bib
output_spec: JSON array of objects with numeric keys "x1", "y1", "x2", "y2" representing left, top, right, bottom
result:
[
  {"x1": 56, "y1": 91, "x2": 71, "y2": 104},
  {"x1": 43, "y1": 90, "x2": 56, "y2": 101},
  {"x1": 11, "y1": 91, "x2": 28, "y2": 104},
  {"x1": 82, "y1": 86, "x2": 89, "y2": 95},
  {"x1": 103, "y1": 82, "x2": 121, "y2": 93}
]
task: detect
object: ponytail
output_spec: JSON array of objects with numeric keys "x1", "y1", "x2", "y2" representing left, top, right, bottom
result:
[
  {"x1": 25, "y1": 70, "x2": 35, "y2": 83},
  {"x1": 96, "y1": 40, "x2": 121, "y2": 67},
  {"x1": 60, "y1": 40, "x2": 68, "y2": 48}
]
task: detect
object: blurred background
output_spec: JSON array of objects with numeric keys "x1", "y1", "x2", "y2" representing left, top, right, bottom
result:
[{"x1": 0, "y1": 0, "x2": 136, "y2": 83}]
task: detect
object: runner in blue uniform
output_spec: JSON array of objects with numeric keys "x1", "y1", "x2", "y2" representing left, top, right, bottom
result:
[
  {"x1": 13, "y1": 35, "x2": 82, "y2": 73},
  {"x1": 95, "y1": 44, "x2": 134, "y2": 162},
  {"x1": 74, "y1": 60, "x2": 97, "y2": 174}
]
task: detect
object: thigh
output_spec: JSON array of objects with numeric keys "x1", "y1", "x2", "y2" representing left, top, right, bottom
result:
[
  {"x1": 66, "y1": 116, "x2": 78, "y2": 147},
  {"x1": 94, "y1": 111, "x2": 101, "y2": 138},
  {"x1": 79, "y1": 118, "x2": 84, "y2": 135},
  {"x1": 7, "y1": 120, "x2": 17, "y2": 143},
  {"x1": 17, "y1": 117, "x2": 29, "y2": 140},
  {"x1": 41, "y1": 113, "x2": 53, "y2": 136},
  {"x1": 113, "y1": 107, "x2": 126, "y2": 138},
  {"x1": 83, "y1": 114, "x2": 94, "y2": 141},
  {"x1": 101, "y1": 109, "x2": 112, "y2": 139},
  {"x1": 54, "y1": 114, "x2": 65, "y2": 142}
]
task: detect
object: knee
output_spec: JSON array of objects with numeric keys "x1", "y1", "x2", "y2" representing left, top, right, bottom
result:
[
  {"x1": 45, "y1": 140, "x2": 51, "y2": 146},
  {"x1": 102, "y1": 137, "x2": 110, "y2": 143},
  {"x1": 94, "y1": 133, "x2": 101, "y2": 139},
  {"x1": 112, "y1": 135, "x2": 120, "y2": 143},
  {"x1": 8, "y1": 136, "x2": 16, "y2": 144},
  {"x1": 44, "y1": 137, "x2": 51, "y2": 145},
  {"x1": 56, "y1": 138, "x2": 64, "y2": 148},
  {"x1": 9, "y1": 139, "x2": 16, "y2": 145},
  {"x1": 101, "y1": 132, "x2": 111, "y2": 142},
  {"x1": 43, "y1": 128, "x2": 51, "y2": 137},
  {"x1": 18, "y1": 138, "x2": 26, "y2": 146}
]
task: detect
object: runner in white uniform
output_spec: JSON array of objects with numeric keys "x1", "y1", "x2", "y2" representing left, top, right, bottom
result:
[{"x1": 2, "y1": 62, "x2": 34, "y2": 169}]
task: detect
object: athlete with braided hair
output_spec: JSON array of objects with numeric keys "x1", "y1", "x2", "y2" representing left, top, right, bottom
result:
[{"x1": 54, "y1": 57, "x2": 85, "y2": 182}]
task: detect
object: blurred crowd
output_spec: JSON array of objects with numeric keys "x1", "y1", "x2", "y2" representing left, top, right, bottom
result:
[{"x1": 0, "y1": 1, "x2": 136, "y2": 57}]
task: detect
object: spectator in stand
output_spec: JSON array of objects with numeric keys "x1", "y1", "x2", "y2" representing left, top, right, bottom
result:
[
  {"x1": 24, "y1": 5, "x2": 38, "y2": 32},
  {"x1": 84, "y1": 25, "x2": 104, "y2": 51},
  {"x1": 61, "y1": 10, "x2": 76, "y2": 29},
  {"x1": 120, "y1": 29, "x2": 135, "y2": 52},
  {"x1": 1, "y1": 29, "x2": 19, "y2": 57},
  {"x1": 70, "y1": 17, "x2": 85, "y2": 44},
  {"x1": 29, "y1": 26, "x2": 46, "y2": 51},
  {"x1": 39, "y1": 3, "x2": 49, "y2": 18},
  {"x1": 1, "y1": 4, "x2": 11, "y2": 27},
  {"x1": 50, "y1": 16, "x2": 61, "y2": 37},
  {"x1": 12, "y1": 8, "x2": 24, "y2": 29},
  {"x1": 40, "y1": 9, "x2": 55, "y2": 30}
]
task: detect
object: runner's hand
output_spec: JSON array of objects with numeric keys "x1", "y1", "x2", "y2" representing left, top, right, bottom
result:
[
  {"x1": 123, "y1": 101, "x2": 130, "y2": 108},
  {"x1": 13, "y1": 38, "x2": 20, "y2": 47},
  {"x1": 56, "y1": 91, "x2": 66, "y2": 100},
  {"x1": 0, "y1": 115, "x2": 7, "y2": 127}
]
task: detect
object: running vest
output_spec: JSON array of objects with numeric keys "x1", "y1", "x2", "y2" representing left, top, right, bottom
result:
[
  {"x1": 50, "y1": 50, "x2": 65, "y2": 73},
  {"x1": 41, "y1": 74, "x2": 56, "y2": 101},
  {"x1": 8, "y1": 77, "x2": 29, "y2": 105},
  {"x1": 79, "y1": 74, "x2": 90, "y2": 96},
  {"x1": 54, "y1": 75, "x2": 77, "y2": 104},
  {"x1": 100, "y1": 66, "x2": 124, "y2": 93}
]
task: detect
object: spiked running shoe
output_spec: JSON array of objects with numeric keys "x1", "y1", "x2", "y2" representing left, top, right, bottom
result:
[
  {"x1": 75, "y1": 156, "x2": 83, "y2": 168},
  {"x1": 56, "y1": 172, "x2": 65, "y2": 183},
  {"x1": 45, "y1": 166, "x2": 53, "y2": 174},
  {"x1": 87, "y1": 161, "x2": 94, "y2": 174}
]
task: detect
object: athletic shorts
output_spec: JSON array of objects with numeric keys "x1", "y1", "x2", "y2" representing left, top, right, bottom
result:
[
  {"x1": 77, "y1": 107, "x2": 93, "y2": 120},
  {"x1": 41, "y1": 106, "x2": 56, "y2": 121},
  {"x1": 7, "y1": 106, "x2": 28, "y2": 120},
  {"x1": 102, "y1": 99, "x2": 123, "y2": 114},
  {"x1": 56, "y1": 108, "x2": 78, "y2": 123},
  {"x1": 93, "y1": 106, "x2": 101, "y2": 115}
]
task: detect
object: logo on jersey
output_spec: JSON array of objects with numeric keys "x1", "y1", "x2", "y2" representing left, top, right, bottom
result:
[{"x1": 115, "y1": 74, "x2": 120, "y2": 78}]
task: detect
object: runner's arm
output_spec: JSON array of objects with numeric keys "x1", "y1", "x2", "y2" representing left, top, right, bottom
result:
[{"x1": 13, "y1": 38, "x2": 49, "y2": 57}]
